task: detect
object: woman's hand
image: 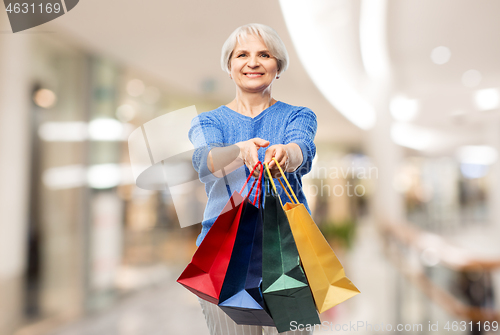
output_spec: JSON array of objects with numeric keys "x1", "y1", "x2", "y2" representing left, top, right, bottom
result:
[
  {"x1": 264, "y1": 143, "x2": 303, "y2": 178},
  {"x1": 264, "y1": 144, "x2": 289, "y2": 178},
  {"x1": 236, "y1": 138, "x2": 269, "y2": 177}
]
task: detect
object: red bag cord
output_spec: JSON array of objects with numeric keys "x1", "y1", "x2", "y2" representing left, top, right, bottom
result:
[
  {"x1": 252, "y1": 163, "x2": 264, "y2": 207},
  {"x1": 239, "y1": 161, "x2": 263, "y2": 207}
]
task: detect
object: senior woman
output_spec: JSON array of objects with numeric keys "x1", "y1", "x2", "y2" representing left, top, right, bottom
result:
[{"x1": 188, "y1": 23, "x2": 317, "y2": 335}]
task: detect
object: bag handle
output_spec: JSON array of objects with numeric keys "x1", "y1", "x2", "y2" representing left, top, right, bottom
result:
[
  {"x1": 264, "y1": 160, "x2": 296, "y2": 205},
  {"x1": 239, "y1": 161, "x2": 263, "y2": 206},
  {"x1": 272, "y1": 157, "x2": 299, "y2": 204},
  {"x1": 264, "y1": 162, "x2": 284, "y2": 208},
  {"x1": 264, "y1": 162, "x2": 277, "y2": 194},
  {"x1": 264, "y1": 160, "x2": 295, "y2": 205},
  {"x1": 253, "y1": 162, "x2": 264, "y2": 207}
]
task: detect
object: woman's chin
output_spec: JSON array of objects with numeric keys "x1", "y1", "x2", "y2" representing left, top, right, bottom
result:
[{"x1": 239, "y1": 84, "x2": 272, "y2": 93}]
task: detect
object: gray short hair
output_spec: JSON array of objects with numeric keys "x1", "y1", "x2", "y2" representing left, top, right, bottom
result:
[{"x1": 220, "y1": 23, "x2": 289, "y2": 76}]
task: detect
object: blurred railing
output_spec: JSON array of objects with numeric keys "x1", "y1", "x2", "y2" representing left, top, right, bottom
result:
[{"x1": 380, "y1": 222, "x2": 500, "y2": 324}]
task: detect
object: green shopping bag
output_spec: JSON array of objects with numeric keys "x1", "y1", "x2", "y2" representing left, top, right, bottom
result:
[{"x1": 262, "y1": 163, "x2": 320, "y2": 333}]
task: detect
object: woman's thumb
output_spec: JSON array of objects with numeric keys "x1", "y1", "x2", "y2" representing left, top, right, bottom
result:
[{"x1": 252, "y1": 138, "x2": 270, "y2": 147}]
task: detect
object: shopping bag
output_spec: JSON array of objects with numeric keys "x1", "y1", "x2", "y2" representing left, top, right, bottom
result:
[
  {"x1": 261, "y1": 163, "x2": 320, "y2": 333},
  {"x1": 177, "y1": 162, "x2": 262, "y2": 304},
  {"x1": 218, "y1": 163, "x2": 275, "y2": 326},
  {"x1": 271, "y1": 157, "x2": 360, "y2": 313}
]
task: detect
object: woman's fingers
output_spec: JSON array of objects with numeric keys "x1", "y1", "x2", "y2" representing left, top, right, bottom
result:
[
  {"x1": 266, "y1": 145, "x2": 288, "y2": 172},
  {"x1": 275, "y1": 147, "x2": 287, "y2": 166},
  {"x1": 251, "y1": 137, "x2": 268, "y2": 177},
  {"x1": 248, "y1": 144, "x2": 261, "y2": 177},
  {"x1": 263, "y1": 144, "x2": 288, "y2": 179},
  {"x1": 251, "y1": 138, "x2": 270, "y2": 148},
  {"x1": 264, "y1": 146, "x2": 276, "y2": 168},
  {"x1": 242, "y1": 140, "x2": 296, "y2": 179}
]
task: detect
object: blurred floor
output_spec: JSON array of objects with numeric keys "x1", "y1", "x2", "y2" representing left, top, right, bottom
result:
[
  {"x1": 46, "y1": 218, "x2": 493, "y2": 335},
  {"x1": 317, "y1": 218, "x2": 399, "y2": 334},
  {"x1": 48, "y1": 266, "x2": 209, "y2": 335},
  {"x1": 46, "y1": 219, "x2": 399, "y2": 335}
]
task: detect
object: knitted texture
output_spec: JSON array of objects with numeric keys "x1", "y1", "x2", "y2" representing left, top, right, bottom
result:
[{"x1": 188, "y1": 101, "x2": 317, "y2": 246}]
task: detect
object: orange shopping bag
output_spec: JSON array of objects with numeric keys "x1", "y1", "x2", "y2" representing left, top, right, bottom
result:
[{"x1": 271, "y1": 157, "x2": 360, "y2": 313}]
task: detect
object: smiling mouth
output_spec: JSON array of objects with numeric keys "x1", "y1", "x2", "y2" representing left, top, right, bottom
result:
[{"x1": 244, "y1": 73, "x2": 264, "y2": 77}]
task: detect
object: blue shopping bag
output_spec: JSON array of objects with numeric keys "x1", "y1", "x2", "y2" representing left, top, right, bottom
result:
[{"x1": 218, "y1": 162, "x2": 275, "y2": 326}]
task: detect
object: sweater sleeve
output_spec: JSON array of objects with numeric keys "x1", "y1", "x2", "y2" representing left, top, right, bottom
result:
[
  {"x1": 188, "y1": 113, "x2": 224, "y2": 184},
  {"x1": 283, "y1": 107, "x2": 317, "y2": 176}
]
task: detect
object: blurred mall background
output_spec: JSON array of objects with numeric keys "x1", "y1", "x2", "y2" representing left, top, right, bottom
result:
[{"x1": 1, "y1": 0, "x2": 500, "y2": 334}]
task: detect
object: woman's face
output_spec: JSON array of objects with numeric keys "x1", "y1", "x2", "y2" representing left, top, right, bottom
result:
[{"x1": 229, "y1": 34, "x2": 279, "y2": 93}]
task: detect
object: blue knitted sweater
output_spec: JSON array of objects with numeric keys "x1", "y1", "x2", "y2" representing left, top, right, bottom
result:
[{"x1": 188, "y1": 101, "x2": 317, "y2": 246}]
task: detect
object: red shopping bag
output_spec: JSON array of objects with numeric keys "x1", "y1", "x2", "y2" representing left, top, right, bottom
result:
[{"x1": 177, "y1": 162, "x2": 263, "y2": 304}]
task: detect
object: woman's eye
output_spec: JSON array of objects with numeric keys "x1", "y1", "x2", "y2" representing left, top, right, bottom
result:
[
  {"x1": 237, "y1": 54, "x2": 246, "y2": 57},
  {"x1": 261, "y1": 54, "x2": 270, "y2": 58}
]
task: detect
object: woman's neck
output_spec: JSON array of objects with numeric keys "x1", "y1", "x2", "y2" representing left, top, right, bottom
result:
[{"x1": 226, "y1": 92, "x2": 277, "y2": 117}]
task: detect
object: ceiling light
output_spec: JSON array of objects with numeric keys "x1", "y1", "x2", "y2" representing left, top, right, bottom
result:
[
  {"x1": 430, "y1": 46, "x2": 451, "y2": 65},
  {"x1": 390, "y1": 122, "x2": 435, "y2": 150},
  {"x1": 456, "y1": 145, "x2": 498, "y2": 165},
  {"x1": 89, "y1": 118, "x2": 124, "y2": 141},
  {"x1": 359, "y1": 0, "x2": 390, "y2": 81},
  {"x1": 116, "y1": 104, "x2": 136, "y2": 122},
  {"x1": 42, "y1": 165, "x2": 86, "y2": 189},
  {"x1": 461, "y1": 69, "x2": 482, "y2": 88},
  {"x1": 38, "y1": 122, "x2": 87, "y2": 142},
  {"x1": 389, "y1": 96, "x2": 419, "y2": 121},
  {"x1": 278, "y1": 0, "x2": 376, "y2": 130},
  {"x1": 33, "y1": 88, "x2": 57, "y2": 108},
  {"x1": 474, "y1": 88, "x2": 500, "y2": 111},
  {"x1": 87, "y1": 164, "x2": 121, "y2": 189}
]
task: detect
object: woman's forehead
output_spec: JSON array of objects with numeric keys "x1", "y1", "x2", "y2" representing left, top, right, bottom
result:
[{"x1": 234, "y1": 34, "x2": 268, "y2": 50}]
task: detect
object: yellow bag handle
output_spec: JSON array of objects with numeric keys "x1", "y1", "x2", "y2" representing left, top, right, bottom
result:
[
  {"x1": 264, "y1": 162, "x2": 284, "y2": 207},
  {"x1": 278, "y1": 179, "x2": 296, "y2": 204},
  {"x1": 271, "y1": 157, "x2": 299, "y2": 205},
  {"x1": 264, "y1": 162, "x2": 277, "y2": 193}
]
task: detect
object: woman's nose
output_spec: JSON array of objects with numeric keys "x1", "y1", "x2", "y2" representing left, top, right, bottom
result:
[{"x1": 247, "y1": 55, "x2": 260, "y2": 67}]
